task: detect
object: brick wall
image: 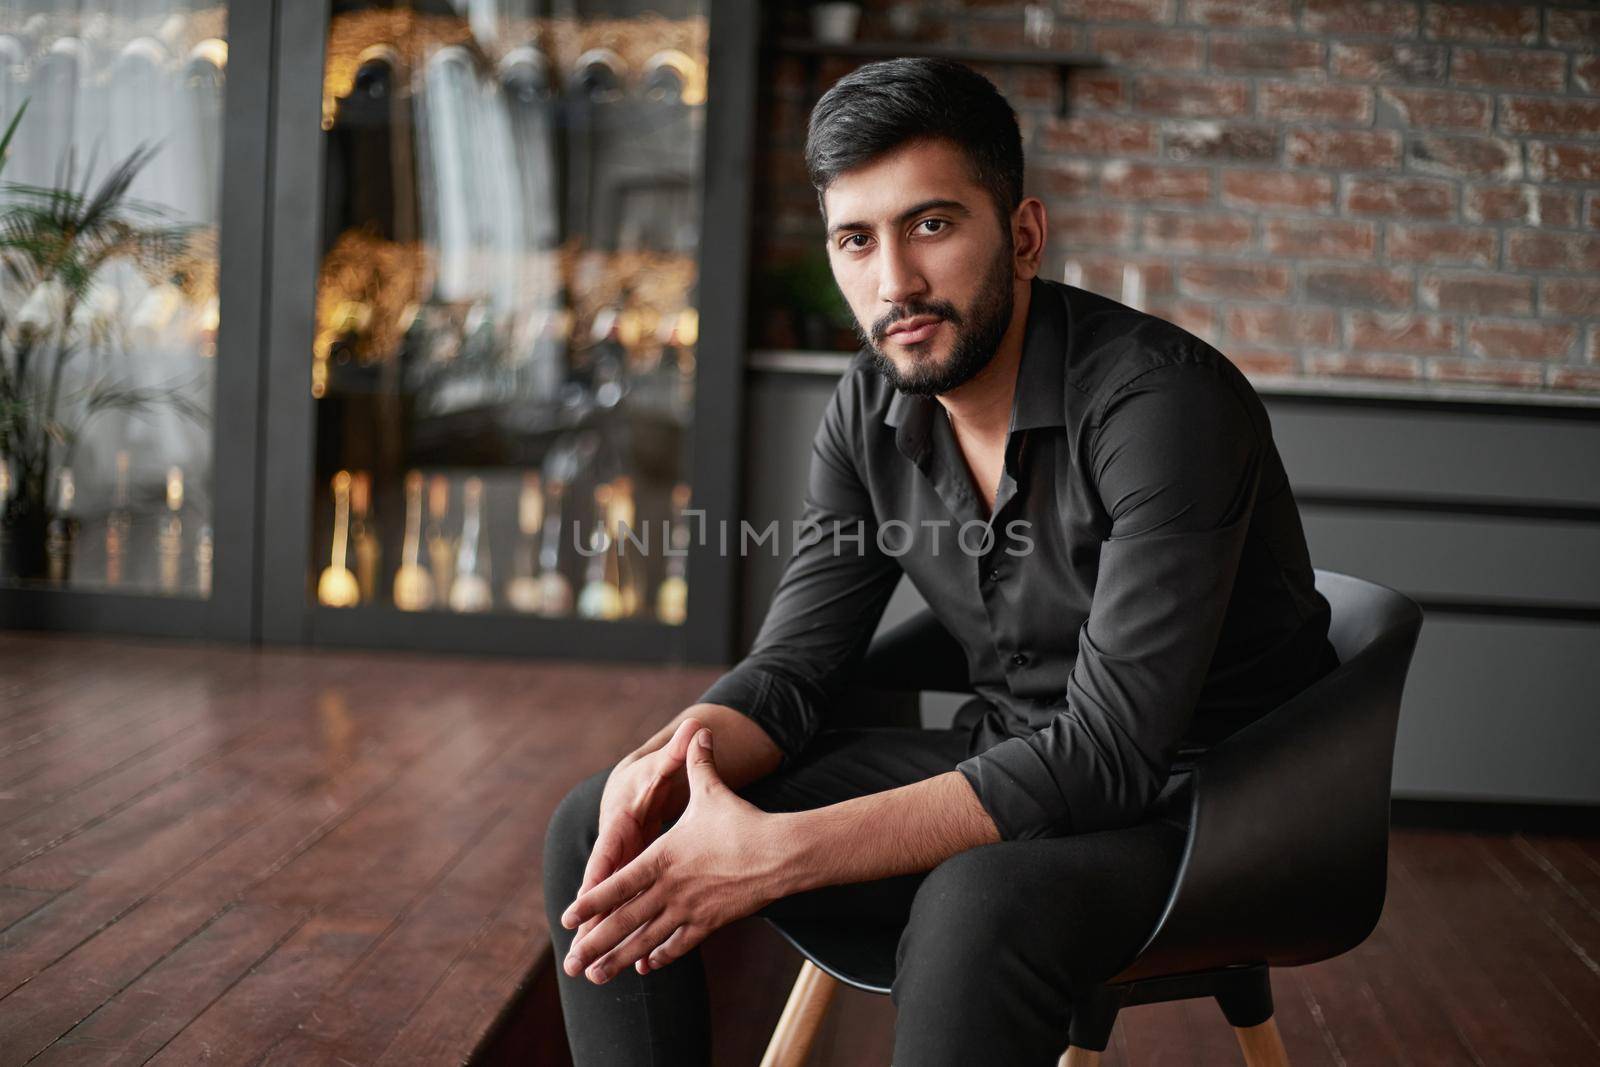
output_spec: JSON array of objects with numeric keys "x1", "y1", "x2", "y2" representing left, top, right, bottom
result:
[{"x1": 752, "y1": 1, "x2": 1600, "y2": 393}]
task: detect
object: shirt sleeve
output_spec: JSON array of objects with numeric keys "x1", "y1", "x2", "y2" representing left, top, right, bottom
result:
[
  {"x1": 694, "y1": 376, "x2": 903, "y2": 771},
  {"x1": 956, "y1": 358, "x2": 1264, "y2": 840}
]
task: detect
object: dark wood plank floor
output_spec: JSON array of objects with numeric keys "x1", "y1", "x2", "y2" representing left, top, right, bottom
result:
[{"x1": 2, "y1": 633, "x2": 1597, "y2": 1066}]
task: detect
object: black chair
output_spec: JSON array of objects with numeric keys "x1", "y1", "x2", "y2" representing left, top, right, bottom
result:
[{"x1": 758, "y1": 570, "x2": 1423, "y2": 1067}]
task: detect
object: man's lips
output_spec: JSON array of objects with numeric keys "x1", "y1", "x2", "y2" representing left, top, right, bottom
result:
[{"x1": 884, "y1": 316, "x2": 943, "y2": 345}]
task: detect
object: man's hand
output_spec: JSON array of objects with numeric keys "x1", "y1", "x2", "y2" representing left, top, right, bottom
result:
[
  {"x1": 560, "y1": 726, "x2": 791, "y2": 985},
  {"x1": 570, "y1": 719, "x2": 702, "y2": 955}
]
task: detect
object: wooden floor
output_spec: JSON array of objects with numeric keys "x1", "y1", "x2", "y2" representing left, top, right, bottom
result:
[{"x1": 1, "y1": 632, "x2": 1598, "y2": 1066}]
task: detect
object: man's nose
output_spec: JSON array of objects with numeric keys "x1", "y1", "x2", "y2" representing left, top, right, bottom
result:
[{"x1": 876, "y1": 244, "x2": 927, "y2": 308}]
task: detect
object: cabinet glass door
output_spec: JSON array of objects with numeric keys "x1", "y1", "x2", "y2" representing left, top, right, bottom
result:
[
  {"x1": 0, "y1": 1, "x2": 230, "y2": 600},
  {"x1": 306, "y1": 1, "x2": 707, "y2": 634}
]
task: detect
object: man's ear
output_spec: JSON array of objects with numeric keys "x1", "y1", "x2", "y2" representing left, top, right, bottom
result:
[{"x1": 1012, "y1": 197, "x2": 1047, "y2": 281}]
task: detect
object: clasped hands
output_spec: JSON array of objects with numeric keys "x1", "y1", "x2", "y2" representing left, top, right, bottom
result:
[{"x1": 561, "y1": 719, "x2": 792, "y2": 985}]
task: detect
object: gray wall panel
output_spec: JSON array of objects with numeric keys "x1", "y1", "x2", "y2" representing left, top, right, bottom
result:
[
  {"x1": 1393, "y1": 616, "x2": 1600, "y2": 803},
  {"x1": 1302, "y1": 508, "x2": 1600, "y2": 608},
  {"x1": 1264, "y1": 402, "x2": 1600, "y2": 508}
]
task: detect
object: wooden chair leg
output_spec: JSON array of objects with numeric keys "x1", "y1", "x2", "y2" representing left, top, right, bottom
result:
[
  {"x1": 760, "y1": 959, "x2": 840, "y2": 1067},
  {"x1": 1234, "y1": 1016, "x2": 1290, "y2": 1067},
  {"x1": 1060, "y1": 1046, "x2": 1101, "y2": 1066}
]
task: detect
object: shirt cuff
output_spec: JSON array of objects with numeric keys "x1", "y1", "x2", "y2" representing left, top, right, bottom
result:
[
  {"x1": 694, "y1": 666, "x2": 816, "y2": 772},
  {"x1": 955, "y1": 737, "x2": 1074, "y2": 842}
]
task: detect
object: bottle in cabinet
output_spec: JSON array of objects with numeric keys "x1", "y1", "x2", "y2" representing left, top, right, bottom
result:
[{"x1": 393, "y1": 470, "x2": 435, "y2": 611}]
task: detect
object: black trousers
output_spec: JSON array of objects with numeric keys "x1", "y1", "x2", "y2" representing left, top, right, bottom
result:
[{"x1": 541, "y1": 726, "x2": 1192, "y2": 1066}]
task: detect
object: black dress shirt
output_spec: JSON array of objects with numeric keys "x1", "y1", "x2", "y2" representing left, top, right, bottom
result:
[{"x1": 698, "y1": 276, "x2": 1338, "y2": 841}]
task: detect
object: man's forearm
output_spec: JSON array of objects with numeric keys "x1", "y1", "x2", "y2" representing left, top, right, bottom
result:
[
  {"x1": 625, "y1": 702, "x2": 785, "y2": 799},
  {"x1": 771, "y1": 770, "x2": 1002, "y2": 897}
]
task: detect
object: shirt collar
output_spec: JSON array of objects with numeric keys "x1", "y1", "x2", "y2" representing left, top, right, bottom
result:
[{"x1": 883, "y1": 275, "x2": 1069, "y2": 443}]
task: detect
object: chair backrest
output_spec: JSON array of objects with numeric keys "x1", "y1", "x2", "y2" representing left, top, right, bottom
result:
[{"x1": 1114, "y1": 570, "x2": 1423, "y2": 982}]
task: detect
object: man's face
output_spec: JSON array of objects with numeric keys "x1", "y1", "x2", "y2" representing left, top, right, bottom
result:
[{"x1": 821, "y1": 138, "x2": 1017, "y2": 397}]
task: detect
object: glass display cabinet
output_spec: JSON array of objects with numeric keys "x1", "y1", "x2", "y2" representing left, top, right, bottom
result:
[
  {"x1": 258, "y1": 0, "x2": 752, "y2": 662},
  {"x1": 0, "y1": 0, "x2": 273, "y2": 639},
  {"x1": 0, "y1": 0, "x2": 754, "y2": 663}
]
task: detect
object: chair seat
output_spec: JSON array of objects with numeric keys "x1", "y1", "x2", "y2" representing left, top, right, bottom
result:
[{"x1": 765, "y1": 917, "x2": 899, "y2": 995}]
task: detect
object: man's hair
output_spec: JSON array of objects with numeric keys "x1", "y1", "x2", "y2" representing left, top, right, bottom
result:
[{"x1": 804, "y1": 57, "x2": 1024, "y2": 226}]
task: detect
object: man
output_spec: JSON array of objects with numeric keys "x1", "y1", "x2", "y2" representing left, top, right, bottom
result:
[{"x1": 543, "y1": 58, "x2": 1337, "y2": 1065}]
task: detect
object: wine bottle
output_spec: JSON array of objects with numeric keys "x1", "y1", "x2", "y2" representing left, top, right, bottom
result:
[
  {"x1": 393, "y1": 470, "x2": 435, "y2": 611},
  {"x1": 349, "y1": 471, "x2": 381, "y2": 603},
  {"x1": 449, "y1": 476, "x2": 493, "y2": 613},
  {"x1": 45, "y1": 468, "x2": 79, "y2": 586},
  {"x1": 317, "y1": 470, "x2": 360, "y2": 607},
  {"x1": 158, "y1": 466, "x2": 183, "y2": 593},
  {"x1": 425, "y1": 474, "x2": 457, "y2": 599},
  {"x1": 656, "y1": 481, "x2": 690, "y2": 625},
  {"x1": 105, "y1": 450, "x2": 131, "y2": 587},
  {"x1": 577, "y1": 483, "x2": 622, "y2": 621},
  {"x1": 506, "y1": 471, "x2": 544, "y2": 613},
  {"x1": 536, "y1": 473, "x2": 573, "y2": 617}
]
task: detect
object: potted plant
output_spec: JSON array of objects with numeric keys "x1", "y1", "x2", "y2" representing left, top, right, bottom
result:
[{"x1": 0, "y1": 100, "x2": 209, "y2": 583}]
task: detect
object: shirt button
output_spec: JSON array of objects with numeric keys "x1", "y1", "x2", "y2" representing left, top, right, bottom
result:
[
  {"x1": 1010, "y1": 652, "x2": 1028, "y2": 667},
  {"x1": 986, "y1": 568, "x2": 1000, "y2": 582}
]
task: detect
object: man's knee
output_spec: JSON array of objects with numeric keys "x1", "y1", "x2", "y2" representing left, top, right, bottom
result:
[
  {"x1": 542, "y1": 766, "x2": 611, "y2": 904},
  {"x1": 894, "y1": 845, "x2": 1041, "y2": 991}
]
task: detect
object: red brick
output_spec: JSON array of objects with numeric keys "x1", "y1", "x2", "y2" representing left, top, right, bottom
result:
[
  {"x1": 1303, "y1": 0, "x2": 1420, "y2": 35},
  {"x1": 1091, "y1": 27, "x2": 1205, "y2": 70},
  {"x1": 1227, "y1": 349, "x2": 1301, "y2": 376},
  {"x1": 1064, "y1": 256, "x2": 1177, "y2": 299},
  {"x1": 1387, "y1": 224, "x2": 1497, "y2": 266},
  {"x1": 1038, "y1": 159, "x2": 1098, "y2": 199},
  {"x1": 1044, "y1": 115, "x2": 1161, "y2": 156},
  {"x1": 1589, "y1": 193, "x2": 1600, "y2": 229},
  {"x1": 1224, "y1": 305, "x2": 1339, "y2": 345},
  {"x1": 1451, "y1": 47, "x2": 1567, "y2": 92},
  {"x1": 1500, "y1": 97, "x2": 1600, "y2": 139},
  {"x1": 1177, "y1": 261, "x2": 1293, "y2": 299},
  {"x1": 1303, "y1": 266, "x2": 1414, "y2": 308},
  {"x1": 1264, "y1": 217, "x2": 1379, "y2": 258},
  {"x1": 1550, "y1": 366, "x2": 1600, "y2": 391},
  {"x1": 1259, "y1": 82, "x2": 1373, "y2": 124},
  {"x1": 1426, "y1": 358, "x2": 1544, "y2": 386},
  {"x1": 1592, "y1": 327, "x2": 1600, "y2": 366},
  {"x1": 1060, "y1": 0, "x2": 1176, "y2": 21},
  {"x1": 954, "y1": 22, "x2": 1083, "y2": 52},
  {"x1": 1423, "y1": 2, "x2": 1539, "y2": 44},
  {"x1": 1100, "y1": 162, "x2": 1213, "y2": 203},
  {"x1": 1146, "y1": 299, "x2": 1219, "y2": 341},
  {"x1": 1527, "y1": 142, "x2": 1600, "y2": 183},
  {"x1": 1419, "y1": 272, "x2": 1533, "y2": 314},
  {"x1": 1134, "y1": 75, "x2": 1251, "y2": 117},
  {"x1": 1541, "y1": 279, "x2": 1600, "y2": 317},
  {"x1": 1467, "y1": 321, "x2": 1578, "y2": 360},
  {"x1": 1344, "y1": 177, "x2": 1456, "y2": 218},
  {"x1": 1507, "y1": 231, "x2": 1600, "y2": 270},
  {"x1": 1163, "y1": 122, "x2": 1280, "y2": 161},
  {"x1": 1142, "y1": 211, "x2": 1255, "y2": 252},
  {"x1": 1406, "y1": 134, "x2": 1521, "y2": 179},
  {"x1": 1307, "y1": 352, "x2": 1424, "y2": 380},
  {"x1": 1220, "y1": 170, "x2": 1335, "y2": 212},
  {"x1": 1185, "y1": 0, "x2": 1295, "y2": 28},
  {"x1": 1576, "y1": 57, "x2": 1600, "y2": 96},
  {"x1": 1463, "y1": 185, "x2": 1580, "y2": 226},
  {"x1": 1209, "y1": 34, "x2": 1325, "y2": 75},
  {"x1": 1545, "y1": 8, "x2": 1600, "y2": 49},
  {"x1": 1349, "y1": 311, "x2": 1459, "y2": 354},
  {"x1": 1380, "y1": 87, "x2": 1491, "y2": 130},
  {"x1": 1061, "y1": 70, "x2": 1127, "y2": 112},
  {"x1": 1329, "y1": 42, "x2": 1447, "y2": 84},
  {"x1": 1055, "y1": 206, "x2": 1137, "y2": 250},
  {"x1": 1286, "y1": 128, "x2": 1402, "y2": 169}
]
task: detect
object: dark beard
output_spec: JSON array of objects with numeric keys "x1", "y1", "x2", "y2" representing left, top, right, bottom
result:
[{"x1": 859, "y1": 240, "x2": 1015, "y2": 398}]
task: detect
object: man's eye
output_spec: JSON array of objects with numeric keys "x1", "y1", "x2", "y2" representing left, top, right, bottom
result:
[
  {"x1": 916, "y1": 218, "x2": 947, "y2": 235},
  {"x1": 841, "y1": 234, "x2": 869, "y2": 250}
]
